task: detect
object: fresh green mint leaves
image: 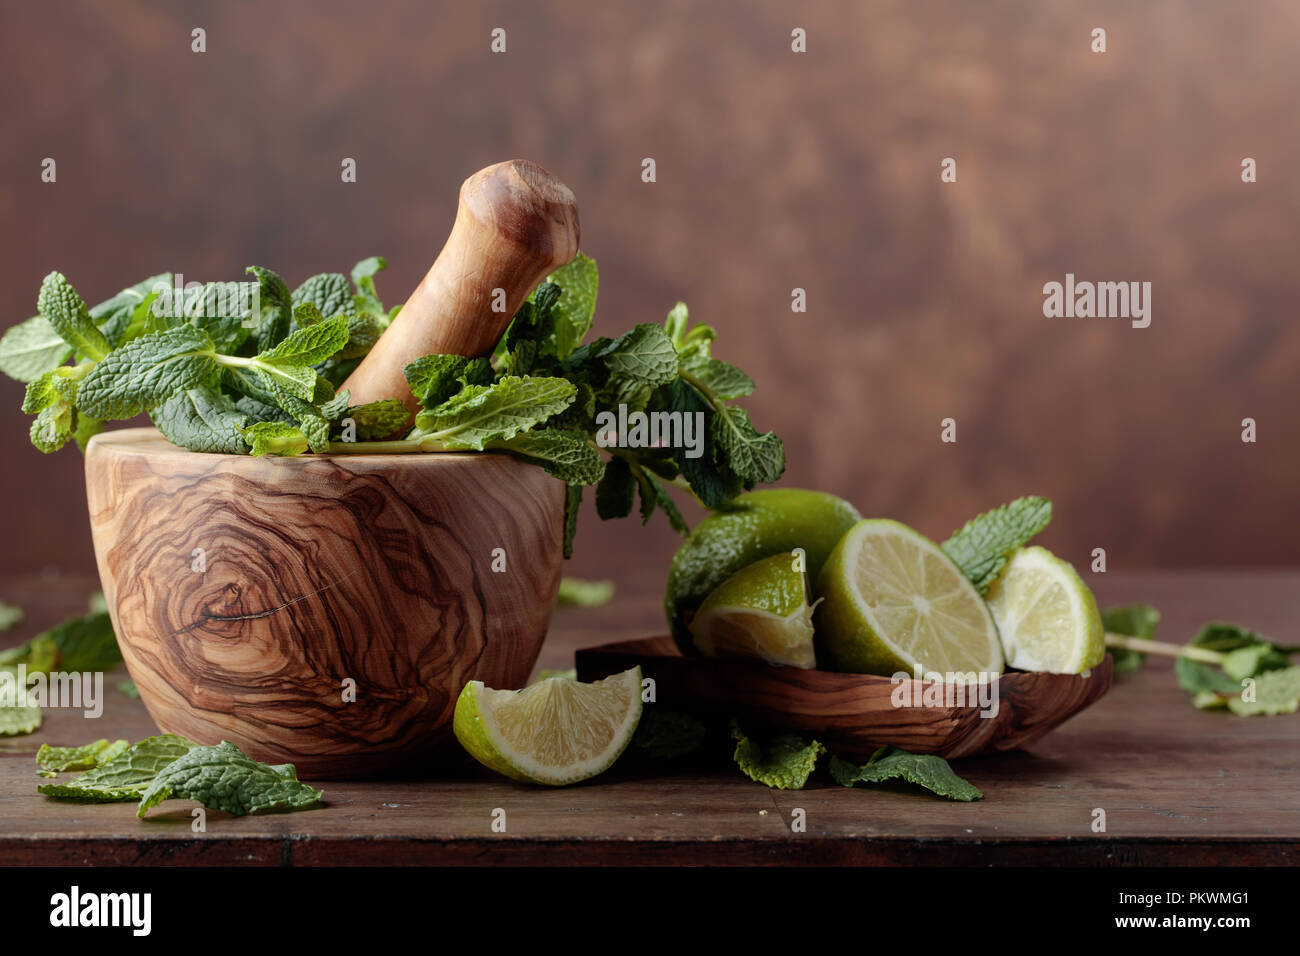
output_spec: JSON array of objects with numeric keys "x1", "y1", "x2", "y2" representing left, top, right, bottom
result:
[
  {"x1": 830, "y1": 747, "x2": 984, "y2": 801},
  {"x1": 3, "y1": 254, "x2": 784, "y2": 549},
  {"x1": 942, "y1": 495, "x2": 1053, "y2": 594},
  {"x1": 37, "y1": 734, "x2": 323, "y2": 818}
]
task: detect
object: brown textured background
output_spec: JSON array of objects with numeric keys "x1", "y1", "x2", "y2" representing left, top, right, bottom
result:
[{"x1": 1, "y1": 0, "x2": 1297, "y2": 589}]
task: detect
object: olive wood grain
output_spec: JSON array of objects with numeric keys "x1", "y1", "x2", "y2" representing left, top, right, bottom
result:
[
  {"x1": 85, "y1": 427, "x2": 566, "y2": 778},
  {"x1": 340, "y1": 159, "x2": 580, "y2": 418},
  {"x1": 576, "y1": 637, "x2": 1114, "y2": 759}
]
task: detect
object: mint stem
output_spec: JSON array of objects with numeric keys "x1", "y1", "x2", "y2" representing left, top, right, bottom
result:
[{"x1": 1104, "y1": 633, "x2": 1225, "y2": 664}]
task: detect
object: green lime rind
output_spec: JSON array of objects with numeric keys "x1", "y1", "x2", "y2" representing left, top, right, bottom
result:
[{"x1": 665, "y1": 489, "x2": 860, "y2": 654}]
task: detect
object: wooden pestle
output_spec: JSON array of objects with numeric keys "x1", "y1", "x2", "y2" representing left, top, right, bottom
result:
[{"x1": 341, "y1": 160, "x2": 581, "y2": 419}]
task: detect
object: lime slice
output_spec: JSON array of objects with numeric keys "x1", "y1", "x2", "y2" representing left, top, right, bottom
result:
[
  {"x1": 689, "y1": 554, "x2": 818, "y2": 668},
  {"x1": 815, "y1": 519, "x2": 1003, "y2": 676},
  {"x1": 985, "y1": 546, "x2": 1104, "y2": 673},
  {"x1": 665, "y1": 489, "x2": 860, "y2": 653},
  {"x1": 453, "y1": 666, "x2": 642, "y2": 786}
]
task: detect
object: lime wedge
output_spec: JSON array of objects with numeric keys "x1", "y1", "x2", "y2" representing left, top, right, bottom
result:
[
  {"x1": 985, "y1": 546, "x2": 1104, "y2": 673},
  {"x1": 665, "y1": 489, "x2": 861, "y2": 653},
  {"x1": 690, "y1": 554, "x2": 818, "y2": 668},
  {"x1": 815, "y1": 519, "x2": 1003, "y2": 676},
  {"x1": 453, "y1": 667, "x2": 642, "y2": 786}
]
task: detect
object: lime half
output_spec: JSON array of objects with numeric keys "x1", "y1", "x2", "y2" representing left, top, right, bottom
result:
[
  {"x1": 985, "y1": 546, "x2": 1104, "y2": 673},
  {"x1": 453, "y1": 667, "x2": 642, "y2": 786},
  {"x1": 815, "y1": 519, "x2": 1003, "y2": 676},
  {"x1": 690, "y1": 553, "x2": 818, "y2": 668}
]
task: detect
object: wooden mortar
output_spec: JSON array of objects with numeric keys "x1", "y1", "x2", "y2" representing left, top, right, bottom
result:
[{"x1": 85, "y1": 160, "x2": 581, "y2": 778}]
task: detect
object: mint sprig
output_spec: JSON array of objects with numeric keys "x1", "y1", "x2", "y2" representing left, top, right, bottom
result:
[{"x1": 3, "y1": 254, "x2": 785, "y2": 550}]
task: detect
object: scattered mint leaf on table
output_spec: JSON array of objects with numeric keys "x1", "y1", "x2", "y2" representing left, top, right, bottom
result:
[
  {"x1": 555, "y1": 577, "x2": 615, "y2": 608},
  {"x1": 732, "y1": 724, "x2": 825, "y2": 790},
  {"x1": 137, "y1": 740, "x2": 323, "y2": 818},
  {"x1": 38, "y1": 735, "x2": 198, "y2": 801},
  {"x1": 830, "y1": 747, "x2": 983, "y2": 802},
  {"x1": 1227, "y1": 667, "x2": 1300, "y2": 716},
  {"x1": 633, "y1": 708, "x2": 707, "y2": 759},
  {"x1": 37, "y1": 738, "x2": 130, "y2": 772},
  {"x1": 0, "y1": 697, "x2": 42, "y2": 736},
  {"x1": 1102, "y1": 604, "x2": 1161, "y2": 672},
  {"x1": 942, "y1": 495, "x2": 1052, "y2": 594}
]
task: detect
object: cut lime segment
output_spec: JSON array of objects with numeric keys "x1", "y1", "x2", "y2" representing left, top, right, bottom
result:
[
  {"x1": 665, "y1": 489, "x2": 861, "y2": 653},
  {"x1": 985, "y1": 546, "x2": 1104, "y2": 674},
  {"x1": 453, "y1": 666, "x2": 642, "y2": 786},
  {"x1": 815, "y1": 519, "x2": 1003, "y2": 676},
  {"x1": 690, "y1": 553, "x2": 818, "y2": 668}
]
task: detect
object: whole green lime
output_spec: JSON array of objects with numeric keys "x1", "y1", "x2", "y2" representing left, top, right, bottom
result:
[{"x1": 665, "y1": 488, "x2": 860, "y2": 653}]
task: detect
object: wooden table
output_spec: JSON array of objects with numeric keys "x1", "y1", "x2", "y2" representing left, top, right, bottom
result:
[{"x1": 1, "y1": 570, "x2": 1296, "y2": 866}]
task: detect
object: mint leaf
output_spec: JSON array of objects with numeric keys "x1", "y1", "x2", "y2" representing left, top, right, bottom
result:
[
  {"x1": 37, "y1": 738, "x2": 130, "y2": 772},
  {"x1": 1176, "y1": 622, "x2": 1283, "y2": 696},
  {"x1": 682, "y1": 357, "x2": 754, "y2": 399},
  {"x1": 291, "y1": 272, "x2": 351, "y2": 318},
  {"x1": 138, "y1": 740, "x2": 322, "y2": 818},
  {"x1": 1227, "y1": 666, "x2": 1300, "y2": 716},
  {"x1": 637, "y1": 469, "x2": 689, "y2": 535},
  {"x1": 404, "y1": 354, "x2": 470, "y2": 407},
  {"x1": 599, "y1": 324, "x2": 678, "y2": 391},
  {"x1": 413, "y1": 375, "x2": 576, "y2": 450},
  {"x1": 941, "y1": 496, "x2": 1053, "y2": 595},
  {"x1": 257, "y1": 314, "x2": 349, "y2": 368},
  {"x1": 253, "y1": 363, "x2": 317, "y2": 402},
  {"x1": 0, "y1": 315, "x2": 73, "y2": 383},
  {"x1": 152, "y1": 385, "x2": 252, "y2": 454},
  {"x1": 244, "y1": 421, "x2": 310, "y2": 457},
  {"x1": 563, "y1": 484, "x2": 582, "y2": 558},
  {"x1": 78, "y1": 326, "x2": 217, "y2": 420},
  {"x1": 39, "y1": 735, "x2": 198, "y2": 801},
  {"x1": 711, "y1": 406, "x2": 784, "y2": 485},
  {"x1": 350, "y1": 256, "x2": 387, "y2": 315},
  {"x1": 1102, "y1": 604, "x2": 1161, "y2": 672},
  {"x1": 337, "y1": 311, "x2": 388, "y2": 359},
  {"x1": 0, "y1": 602, "x2": 22, "y2": 631},
  {"x1": 732, "y1": 724, "x2": 824, "y2": 790},
  {"x1": 0, "y1": 694, "x2": 42, "y2": 736},
  {"x1": 544, "y1": 251, "x2": 598, "y2": 358},
  {"x1": 595, "y1": 457, "x2": 636, "y2": 519},
  {"x1": 829, "y1": 748, "x2": 983, "y2": 801},
  {"x1": 493, "y1": 429, "x2": 604, "y2": 484},
  {"x1": 664, "y1": 302, "x2": 689, "y2": 346},
  {"x1": 38, "y1": 272, "x2": 110, "y2": 362},
  {"x1": 246, "y1": 265, "x2": 293, "y2": 350},
  {"x1": 632, "y1": 707, "x2": 706, "y2": 759},
  {"x1": 1222, "y1": 644, "x2": 1290, "y2": 681},
  {"x1": 665, "y1": 379, "x2": 741, "y2": 507},
  {"x1": 29, "y1": 402, "x2": 75, "y2": 453},
  {"x1": 42, "y1": 610, "x2": 121, "y2": 673},
  {"x1": 338, "y1": 399, "x2": 408, "y2": 440},
  {"x1": 556, "y1": 577, "x2": 615, "y2": 608},
  {"x1": 93, "y1": 273, "x2": 171, "y2": 348}
]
